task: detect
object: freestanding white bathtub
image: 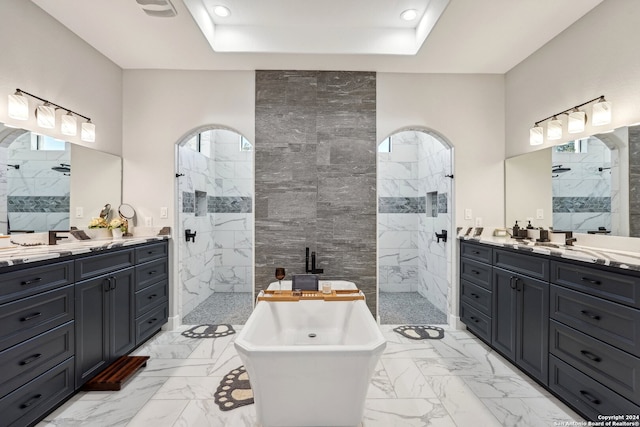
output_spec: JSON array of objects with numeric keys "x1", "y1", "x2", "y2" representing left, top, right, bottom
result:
[{"x1": 234, "y1": 298, "x2": 386, "y2": 427}]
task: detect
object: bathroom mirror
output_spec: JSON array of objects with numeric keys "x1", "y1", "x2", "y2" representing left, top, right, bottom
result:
[
  {"x1": 505, "y1": 125, "x2": 638, "y2": 237},
  {"x1": 0, "y1": 122, "x2": 122, "y2": 234}
]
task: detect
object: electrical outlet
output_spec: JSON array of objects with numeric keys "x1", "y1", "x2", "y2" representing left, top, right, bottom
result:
[
  {"x1": 464, "y1": 208, "x2": 473, "y2": 220},
  {"x1": 160, "y1": 207, "x2": 168, "y2": 219},
  {"x1": 144, "y1": 217, "x2": 153, "y2": 227},
  {"x1": 475, "y1": 217, "x2": 483, "y2": 227},
  {"x1": 75, "y1": 207, "x2": 83, "y2": 218},
  {"x1": 536, "y1": 209, "x2": 544, "y2": 220}
]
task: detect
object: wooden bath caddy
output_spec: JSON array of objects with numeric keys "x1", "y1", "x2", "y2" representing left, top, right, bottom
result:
[{"x1": 258, "y1": 289, "x2": 365, "y2": 302}]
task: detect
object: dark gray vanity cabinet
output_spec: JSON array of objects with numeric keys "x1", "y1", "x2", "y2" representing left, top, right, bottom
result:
[
  {"x1": 0, "y1": 239, "x2": 169, "y2": 426},
  {"x1": 492, "y1": 259, "x2": 549, "y2": 384},
  {"x1": 460, "y1": 240, "x2": 640, "y2": 421},
  {"x1": 459, "y1": 241, "x2": 493, "y2": 343},
  {"x1": 0, "y1": 261, "x2": 75, "y2": 427},
  {"x1": 75, "y1": 265, "x2": 136, "y2": 387},
  {"x1": 134, "y1": 242, "x2": 169, "y2": 345},
  {"x1": 548, "y1": 260, "x2": 640, "y2": 419}
]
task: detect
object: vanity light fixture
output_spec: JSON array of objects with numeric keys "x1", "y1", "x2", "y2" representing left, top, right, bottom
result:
[
  {"x1": 529, "y1": 95, "x2": 611, "y2": 145},
  {"x1": 7, "y1": 90, "x2": 29, "y2": 120},
  {"x1": 567, "y1": 108, "x2": 586, "y2": 134},
  {"x1": 592, "y1": 96, "x2": 612, "y2": 126},
  {"x1": 36, "y1": 103, "x2": 56, "y2": 129},
  {"x1": 529, "y1": 125, "x2": 544, "y2": 145},
  {"x1": 547, "y1": 116, "x2": 562, "y2": 140},
  {"x1": 8, "y1": 88, "x2": 96, "y2": 142},
  {"x1": 61, "y1": 112, "x2": 78, "y2": 136}
]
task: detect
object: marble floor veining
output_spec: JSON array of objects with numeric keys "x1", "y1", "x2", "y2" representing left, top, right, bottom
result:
[{"x1": 38, "y1": 325, "x2": 584, "y2": 427}]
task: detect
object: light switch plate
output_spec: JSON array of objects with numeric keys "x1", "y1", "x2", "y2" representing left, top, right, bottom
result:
[
  {"x1": 160, "y1": 207, "x2": 168, "y2": 219},
  {"x1": 475, "y1": 217, "x2": 482, "y2": 226},
  {"x1": 75, "y1": 207, "x2": 83, "y2": 218},
  {"x1": 464, "y1": 208, "x2": 472, "y2": 220},
  {"x1": 144, "y1": 217, "x2": 153, "y2": 227},
  {"x1": 536, "y1": 209, "x2": 544, "y2": 219}
]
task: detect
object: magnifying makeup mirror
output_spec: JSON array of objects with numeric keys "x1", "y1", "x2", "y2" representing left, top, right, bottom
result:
[
  {"x1": 99, "y1": 203, "x2": 111, "y2": 220},
  {"x1": 119, "y1": 204, "x2": 135, "y2": 237}
]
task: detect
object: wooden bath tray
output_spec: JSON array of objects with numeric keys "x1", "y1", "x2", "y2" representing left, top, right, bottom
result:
[{"x1": 258, "y1": 289, "x2": 365, "y2": 302}]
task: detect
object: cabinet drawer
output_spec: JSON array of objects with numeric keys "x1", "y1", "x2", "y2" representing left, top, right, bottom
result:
[
  {"x1": 493, "y1": 249, "x2": 549, "y2": 281},
  {"x1": 0, "y1": 322, "x2": 74, "y2": 399},
  {"x1": 135, "y1": 259, "x2": 168, "y2": 291},
  {"x1": 551, "y1": 261, "x2": 640, "y2": 309},
  {"x1": 460, "y1": 302, "x2": 491, "y2": 344},
  {"x1": 0, "y1": 261, "x2": 74, "y2": 304},
  {"x1": 0, "y1": 285, "x2": 74, "y2": 352},
  {"x1": 136, "y1": 302, "x2": 168, "y2": 345},
  {"x1": 135, "y1": 241, "x2": 168, "y2": 264},
  {"x1": 550, "y1": 285, "x2": 640, "y2": 355},
  {"x1": 460, "y1": 258, "x2": 492, "y2": 290},
  {"x1": 460, "y1": 280, "x2": 491, "y2": 316},
  {"x1": 0, "y1": 357, "x2": 74, "y2": 427},
  {"x1": 550, "y1": 320, "x2": 640, "y2": 404},
  {"x1": 75, "y1": 249, "x2": 134, "y2": 282},
  {"x1": 460, "y1": 242, "x2": 492, "y2": 263},
  {"x1": 136, "y1": 280, "x2": 168, "y2": 317},
  {"x1": 550, "y1": 355, "x2": 640, "y2": 422}
]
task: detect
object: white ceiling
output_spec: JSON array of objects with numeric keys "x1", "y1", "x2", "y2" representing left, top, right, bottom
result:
[{"x1": 31, "y1": 0, "x2": 603, "y2": 73}]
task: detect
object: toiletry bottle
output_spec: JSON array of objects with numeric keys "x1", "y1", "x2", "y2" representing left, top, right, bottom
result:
[
  {"x1": 512, "y1": 221, "x2": 520, "y2": 237},
  {"x1": 526, "y1": 220, "x2": 533, "y2": 229}
]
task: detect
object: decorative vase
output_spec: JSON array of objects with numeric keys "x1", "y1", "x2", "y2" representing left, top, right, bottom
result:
[
  {"x1": 111, "y1": 228, "x2": 123, "y2": 240},
  {"x1": 86, "y1": 228, "x2": 112, "y2": 240}
]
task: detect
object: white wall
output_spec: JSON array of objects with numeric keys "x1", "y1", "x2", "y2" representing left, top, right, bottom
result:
[
  {"x1": 122, "y1": 70, "x2": 255, "y2": 228},
  {"x1": 506, "y1": 0, "x2": 640, "y2": 159},
  {"x1": 0, "y1": 0, "x2": 123, "y2": 156},
  {"x1": 378, "y1": 73, "x2": 506, "y2": 228}
]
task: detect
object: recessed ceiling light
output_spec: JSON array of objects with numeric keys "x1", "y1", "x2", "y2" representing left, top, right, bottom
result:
[
  {"x1": 213, "y1": 5, "x2": 231, "y2": 17},
  {"x1": 401, "y1": 9, "x2": 418, "y2": 21}
]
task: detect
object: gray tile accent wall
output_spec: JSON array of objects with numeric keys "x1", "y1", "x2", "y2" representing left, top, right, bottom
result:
[
  {"x1": 553, "y1": 196, "x2": 611, "y2": 213},
  {"x1": 378, "y1": 197, "x2": 426, "y2": 213},
  {"x1": 182, "y1": 192, "x2": 253, "y2": 214},
  {"x1": 630, "y1": 125, "x2": 640, "y2": 237},
  {"x1": 7, "y1": 196, "x2": 69, "y2": 213},
  {"x1": 255, "y1": 70, "x2": 377, "y2": 315}
]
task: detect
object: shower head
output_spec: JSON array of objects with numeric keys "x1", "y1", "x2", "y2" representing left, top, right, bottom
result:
[{"x1": 51, "y1": 163, "x2": 71, "y2": 174}]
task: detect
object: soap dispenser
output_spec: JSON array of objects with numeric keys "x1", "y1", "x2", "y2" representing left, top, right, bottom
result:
[
  {"x1": 512, "y1": 221, "x2": 520, "y2": 237},
  {"x1": 526, "y1": 220, "x2": 534, "y2": 229}
]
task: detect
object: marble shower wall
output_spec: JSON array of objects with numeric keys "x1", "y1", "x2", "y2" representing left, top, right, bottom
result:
[
  {"x1": 178, "y1": 129, "x2": 253, "y2": 319},
  {"x1": 0, "y1": 146, "x2": 7, "y2": 234},
  {"x1": 254, "y1": 71, "x2": 377, "y2": 315},
  {"x1": 5, "y1": 134, "x2": 69, "y2": 233},
  {"x1": 378, "y1": 130, "x2": 451, "y2": 315},
  {"x1": 552, "y1": 137, "x2": 613, "y2": 234},
  {"x1": 630, "y1": 125, "x2": 640, "y2": 237}
]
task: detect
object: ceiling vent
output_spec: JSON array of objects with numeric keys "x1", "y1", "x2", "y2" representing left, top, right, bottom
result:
[{"x1": 135, "y1": 0, "x2": 177, "y2": 17}]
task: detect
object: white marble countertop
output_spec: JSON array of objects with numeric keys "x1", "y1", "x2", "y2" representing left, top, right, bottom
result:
[
  {"x1": 0, "y1": 235, "x2": 170, "y2": 268},
  {"x1": 459, "y1": 234, "x2": 640, "y2": 272}
]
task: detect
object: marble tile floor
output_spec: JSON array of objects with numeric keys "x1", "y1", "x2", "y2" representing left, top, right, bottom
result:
[
  {"x1": 182, "y1": 292, "x2": 253, "y2": 325},
  {"x1": 38, "y1": 324, "x2": 584, "y2": 427},
  {"x1": 379, "y1": 292, "x2": 448, "y2": 325}
]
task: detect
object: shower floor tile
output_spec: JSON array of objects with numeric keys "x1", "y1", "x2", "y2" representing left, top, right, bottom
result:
[
  {"x1": 379, "y1": 291, "x2": 447, "y2": 324},
  {"x1": 182, "y1": 292, "x2": 253, "y2": 325}
]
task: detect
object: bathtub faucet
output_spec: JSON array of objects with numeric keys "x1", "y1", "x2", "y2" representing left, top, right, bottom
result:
[{"x1": 305, "y1": 247, "x2": 324, "y2": 274}]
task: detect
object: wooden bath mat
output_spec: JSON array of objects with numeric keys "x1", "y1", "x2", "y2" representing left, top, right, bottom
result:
[
  {"x1": 82, "y1": 355, "x2": 150, "y2": 391},
  {"x1": 258, "y1": 289, "x2": 365, "y2": 302}
]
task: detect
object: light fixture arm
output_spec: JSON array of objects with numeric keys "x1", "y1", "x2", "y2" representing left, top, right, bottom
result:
[
  {"x1": 15, "y1": 88, "x2": 91, "y2": 122},
  {"x1": 533, "y1": 95, "x2": 604, "y2": 126}
]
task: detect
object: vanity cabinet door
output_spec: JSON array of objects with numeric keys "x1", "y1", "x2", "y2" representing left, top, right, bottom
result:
[
  {"x1": 75, "y1": 268, "x2": 135, "y2": 387},
  {"x1": 492, "y1": 268, "x2": 517, "y2": 360},
  {"x1": 492, "y1": 267, "x2": 549, "y2": 384}
]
